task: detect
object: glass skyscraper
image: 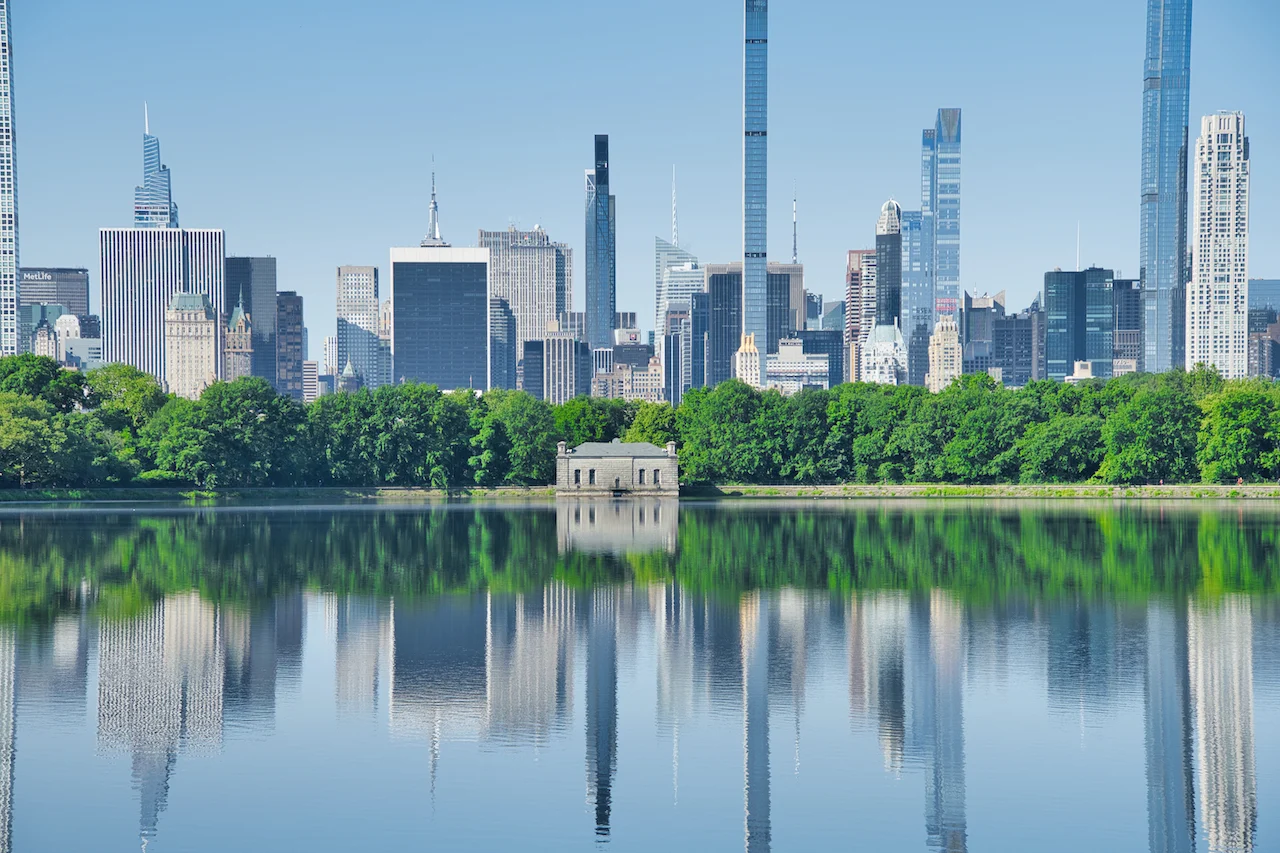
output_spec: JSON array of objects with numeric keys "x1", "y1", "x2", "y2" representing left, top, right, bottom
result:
[
  {"x1": 742, "y1": 0, "x2": 768, "y2": 354},
  {"x1": 134, "y1": 107, "x2": 179, "y2": 229},
  {"x1": 0, "y1": 0, "x2": 17, "y2": 357},
  {"x1": 585, "y1": 135, "x2": 616, "y2": 350},
  {"x1": 928, "y1": 109, "x2": 962, "y2": 318},
  {"x1": 1140, "y1": 0, "x2": 1192, "y2": 374}
]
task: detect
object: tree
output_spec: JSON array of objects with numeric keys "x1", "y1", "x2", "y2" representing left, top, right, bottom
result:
[
  {"x1": 85, "y1": 364, "x2": 167, "y2": 430},
  {"x1": 1197, "y1": 387, "x2": 1277, "y2": 483},
  {"x1": 1096, "y1": 384, "x2": 1200, "y2": 484},
  {"x1": 0, "y1": 393, "x2": 63, "y2": 487},
  {"x1": 1018, "y1": 415, "x2": 1104, "y2": 483},
  {"x1": 485, "y1": 390, "x2": 557, "y2": 485},
  {"x1": 469, "y1": 397, "x2": 512, "y2": 487},
  {"x1": 0, "y1": 354, "x2": 91, "y2": 413},
  {"x1": 624, "y1": 402, "x2": 678, "y2": 447}
]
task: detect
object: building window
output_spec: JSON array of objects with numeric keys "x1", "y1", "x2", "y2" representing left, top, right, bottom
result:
[
  {"x1": 615, "y1": 477, "x2": 620, "y2": 490},
  {"x1": 589, "y1": 469, "x2": 596, "y2": 486},
  {"x1": 574, "y1": 469, "x2": 581, "y2": 485},
  {"x1": 654, "y1": 469, "x2": 661, "y2": 486},
  {"x1": 639, "y1": 469, "x2": 646, "y2": 485}
]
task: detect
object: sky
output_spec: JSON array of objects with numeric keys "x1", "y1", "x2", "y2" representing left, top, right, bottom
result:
[{"x1": 12, "y1": 0, "x2": 1280, "y2": 359}]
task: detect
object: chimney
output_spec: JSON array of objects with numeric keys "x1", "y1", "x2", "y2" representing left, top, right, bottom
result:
[
  {"x1": 666, "y1": 441, "x2": 677, "y2": 458},
  {"x1": 557, "y1": 441, "x2": 567, "y2": 456}
]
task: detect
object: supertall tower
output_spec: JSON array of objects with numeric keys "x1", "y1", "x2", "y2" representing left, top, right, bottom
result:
[
  {"x1": 1140, "y1": 0, "x2": 1193, "y2": 374},
  {"x1": 134, "y1": 106, "x2": 179, "y2": 229},
  {"x1": 741, "y1": 0, "x2": 768, "y2": 355},
  {"x1": 585, "y1": 135, "x2": 616, "y2": 350},
  {"x1": 0, "y1": 0, "x2": 18, "y2": 357}
]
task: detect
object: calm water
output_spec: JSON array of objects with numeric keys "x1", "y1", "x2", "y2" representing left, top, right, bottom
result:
[{"x1": 0, "y1": 499, "x2": 1277, "y2": 852}]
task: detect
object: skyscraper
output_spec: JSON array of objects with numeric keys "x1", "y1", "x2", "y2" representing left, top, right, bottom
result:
[
  {"x1": 100, "y1": 229, "x2": 225, "y2": 384},
  {"x1": 133, "y1": 106, "x2": 179, "y2": 229},
  {"x1": 655, "y1": 237, "x2": 699, "y2": 337},
  {"x1": 875, "y1": 201, "x2": 903, "y2": 328},
  {"x1": 1186, "y1": 112, "x2": 1249, "y2": 379},
  {"x1": 585, "y1": 135, "x2": 616, "y2": 350},
  {"x1": 845, "y1": 250, "x2": 876, "y2": 383},
  {"x1": 275, "y1": 291, "x2": 304, "y2": 399},
  {"x1": 1141, "y1": 0, "x2": 1193, "y2": 374},
  {"x1": 224, "y1": 257, "x2": 277, "y2": 387},
  {"x1": 480, "y1": 227, "x2": 572, "y2": 353},
  {"x1": 489, "y1": 298, "x2": 518, "y2": 391},
  {"x1": 900, "y1": 209, "x2": 932, "y2": 386},
  {"x1": 703, "y1": 265, "x2": 744, "y2": 387},
  {"x1": 0, "y1": 0, "x2": 16, "y2": 357},
  {"x1": 17, "y1": 269, "x2": 89, "y2": 317},
  {"x1": 336, "y1": 266, "x2": 382, "y2": 388},
  {"x1": 1044, "y1": 268, "x2": 1115, "y2": 381},
  {"x1": 162, "y1": 292, "x2": 218, "y2": 400},
  {"x1": 929, "y1": 110, "x2": 961, "y2": 318},
  {"x1": 742, "y1": 0, "x2": 768, "y2": 353},
  {"x1": 389, "y1": 247, "x2": 490, "y2": 389}
]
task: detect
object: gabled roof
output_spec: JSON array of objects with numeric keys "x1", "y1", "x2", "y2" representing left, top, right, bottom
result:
[{"x1": 568, "y1": 440, "x2": 670, "y2": 458}]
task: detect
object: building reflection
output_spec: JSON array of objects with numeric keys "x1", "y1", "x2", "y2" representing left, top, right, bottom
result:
[
  {"x1": 557, "y1": 498, "x2": 678, "y2": 555},
  {"x1": 331, "y1": 596, "x2": 392, "y2": 715},
  {"x1": 487, "y1": 586, "x2": 575, "y2": 744},
  {"x1": 585, "y1": 587, "x2": 619, "y2": 838},
  {"x1": 1145, "y1": 601, "x2": 1196, "y2": 853},
  {"x1": 742, "y1": 593, "x2": 771, "y2": 853},
  {"x1": 0, "y1": 626, "x2": 15, "y2": 853}
]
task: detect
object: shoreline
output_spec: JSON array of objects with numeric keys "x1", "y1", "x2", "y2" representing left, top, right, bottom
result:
[{"x1": 2, "y1": 483, "x2": 1280, "y2": 504}]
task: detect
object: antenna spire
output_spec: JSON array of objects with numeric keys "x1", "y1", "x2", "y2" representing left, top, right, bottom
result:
[
  {"x1": 1076, "y1": 221, "x2": 1080, "y2": 271},
  {"x1": 791, "y1": 183, "x2": 798, "y2": 264},
  {"x1": 144, "y1": 102, "x2": 150, "y2": 136},
  {"x1": 421, "y1": 155, "x2": 449, "y2": 247},
  {"x1": 671, "y1": 165, "x2": 679, "y2": 247}
]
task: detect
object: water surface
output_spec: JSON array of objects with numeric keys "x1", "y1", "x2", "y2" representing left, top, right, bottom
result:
[{"x1": 1, "y1": 500, "x2": 1276, "y2": 852}]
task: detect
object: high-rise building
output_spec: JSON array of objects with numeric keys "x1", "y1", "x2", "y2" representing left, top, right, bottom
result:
[
  {"x1": 655, "y1": 238, "x2": 700, "y2": 337},
  {"x1": 1186, "y1": 112, "x2": 1249, "y2": 379},
  {"x1": 100, "y1": 229, "x2": 225, "y2": 384},
  {"x1": 163, "y1": 292, "x2": 218, "y2": 399},
  {"x1": 224, "y1": 257, "x2": 277, "y2": 387},
  {"x1": 18, "y1": 268, "x2": 89, "y2": 317},
  {"x1": 804, "y1": 292, "x2": 822, "y2": 330},
  {"x1": 1249, "y1": 279, "x2": 1280, "y2": 313},
  {"x1": 275, "y1": 291, "x2": 304, "y2": 400},
  {"x1": 520, "y1": 340, "x2": 545, "y2": 400},
  {"x1": 704, "y1": 265, "x2": 743, "y2": 387},
  {"x1": 663, "y1": 302, "x2": 692, "y2": 406},
  {"x1": 766, "y1": 338, "x2": 828, "y2": 394},
  {"x1": 612, "y1": 328, "x2": 652, "y2": 371},
  {"x1": 900, "y1": 209, "x2": 932, "y2": 386},
  {"x1": 923, "y1": 109, "x2": 961, "y2": 318},
  {"x1": 490, "y1": 298, "x2": 518, "y2": 391},
  {"x1": 336, "y1": 266, "x2": 382, "y2": 389},
  {"x1": 585, "y1": 135, "x2": 616, "y2": 350},
  {"x1": 302, "y1": 361, "x2": 322, "y2": 404},
  {"x1": 1045, "y1": 268, "x2": 1115, "y2": 381},
  {"x1": 845, "y1": 250, "x2": 876, "y2": 383},
  {"x1": 1141, "y1": 0, "x2": 1194, "y2": 374},
  {"x1": 223, "y1": 297, "x2": 253, "y2": 382},
  {"x1": 992, "y1": 307, "x2": 1045, "y2": 388},
  {"x1": 480, "y1": 227, "x2": 572, "y2": 353},
  {"x1": 690, "y1": 292, "x2": 710, "y2": 391},
  {"x1": 545, "y1": 325, "x2": 592, "y2": 404},
  {"x1": 133, "y1": 107, "x2": 179, "y2": 229},
  {"x1": 961, "y1": 291, "x2": 1006, "y2": 375},
  {"x1": 614, "y1": 312, "x2": 637, "y2": 332},
  {"x1": 925, "y1": 315, "x2": 962, "y2": 393},
  {"x1": 742, "y1": 0, "x2": 768, "y2": 350},
  {"x1": 796, "y1": 330, "x2": 844, "y2": 387},
  {"x1": 592, "y1": 358, "x2": 665, "y2": 403},
  {"x1": 766, "y1": 263, "x2": 804, "y2": 354},
  {"x1": 0, "y1": 1, "x2": 17, "y2": 357},
  {"x1": 1113, "y1": 279, "x2": 1143, "y2": 374},
  {"x1": 389, "y1": 247, "x2": 490, "y2": 390},
  {"x1": 862, "y1": 203, "x2": 907, "y2": 386},
  {"x1": 734, "y1": 333, "x2": 761, "y2": 389},
  {"x1": 323, "y1": 334, "x2": 338, "y2": 377}
]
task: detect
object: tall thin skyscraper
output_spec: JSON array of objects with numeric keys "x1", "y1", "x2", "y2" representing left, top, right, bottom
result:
[
  {"x1": 876, "y1": 202, "x2": 903, "y2": 328},
  {"x1": 926, "y1": 109, "x2": 961, "y2": 318},
  {"x1": 335, "y1": 266, "x2": 382, "y2": 387},
  {"x1": 585, "y1": 135, "x2": 616, "y2": 350},
  {"x1": 742, "y1": 0, "x2": 768, "y2": 355},
  {"x1": 133, "y1": 106, "x2": 179, "y2": 229},
  {"x1": 0, "y1": 1, "x2": 17, "y2": 357},
  {"x1": 1187, "y1": 112, "x2": 1249, "y2": 379},
  {"x1": 1141, "y1": 0, "x2": 1193, "y2": 374}
]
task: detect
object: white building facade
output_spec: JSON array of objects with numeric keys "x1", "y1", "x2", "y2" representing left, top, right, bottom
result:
[
  {"x1": 766, "y1": 338, "x2": 829, "y2": 394},
  {"x1": 925, "y1": 315, "x2": 962, "y2": 393},
  {"x1": 100, "y1": 228, "x2": 225, "y2": 385},
  {"x1": 163, "y1": 292, "x2": 219, "y2": 400},
  {"x1": 1186, "y1": 111, "x2": 1250, "y2": 379}
]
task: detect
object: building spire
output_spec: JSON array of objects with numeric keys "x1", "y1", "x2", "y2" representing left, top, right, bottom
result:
[
  {"x1": 420, "y1": 157, "x2": 450, "y2": 248},
  {"x1": 792, "y1": 183, "x2": 798, "y2": 264},
  {"x1": 672, "y1": 165, "x2": 679, "y2": 247},
  {"x1": 144, "y1": 102, "x2": 150, "y2": 135}
]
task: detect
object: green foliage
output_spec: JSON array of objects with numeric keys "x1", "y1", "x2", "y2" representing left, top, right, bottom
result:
[
  {"x1": 0, "y1": 354, "x2": 91, "y2": 413},
  {"x1": 624, "y1": 402, "x2": 677, "y2": 447},
  {"x1": 1197, "y1": 385, "x2": 1280, "y2": 483}
]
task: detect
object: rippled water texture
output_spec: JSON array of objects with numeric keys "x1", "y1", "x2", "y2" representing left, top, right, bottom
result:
[{"x1": 1, "y1": 499, "x2": 1277, "y2": 852}]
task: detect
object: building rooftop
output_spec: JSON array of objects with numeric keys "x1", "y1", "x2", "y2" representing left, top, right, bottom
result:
[
  {"x1": 167, "y1": 291, "x2": 214, "y2": 316},
  {"x1": 564, "y1": 440, "x2": 671, "y2": 459}
]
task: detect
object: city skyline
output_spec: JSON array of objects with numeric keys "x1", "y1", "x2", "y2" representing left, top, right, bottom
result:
[{"x1": 10, "y1": 0, "x2": 1276, "y2": 357}]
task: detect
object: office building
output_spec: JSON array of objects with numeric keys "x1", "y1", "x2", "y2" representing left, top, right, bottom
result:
[
  {"x1": 520, "y1": 340, "x2": 545, "y2": 400},
  {"x1": 419, "y1": 170, "x2": 448, "y2": 248},
  {"x1": 766, "y1": 263, "x2": 804, "y2": 353},
  {"x1": 490, "y1": 298, "x2": 518, "y2": 391},
  {"x1": 926, "y1": 315, "x2": 962, "y2": 393},
  {"x1": 558, "y1": 310, "x2": 586, "y2": 342},
  {"x1": 845, "y1": 250, "x2": 876, "y2": 382},
  {"x1": 133, "y1": 108, "x2": 179, "y2": 229},
  {"x1": 690, "y1": 292, "x2": 710, "y2": 390},
  {"x1": 224, "y1": 298, "x2": 253, "y2": 382},
  {"x1": 805, "y1": 292, "x2": 822, "y2": 330},
  {"x1": 663, "y1": 301, "x2": 693, "y2": 405},
  {"x1": 961, "y1": 291, "x2": 1005, "y2": 375},
  {"x1": 276, "y1": 291, "x2": 304, "y2": 400},
  {"x1": 862, "y1": 203, "x2": 906, "y2": 385},
  {"x1": 796, "y1": 329, "x2": 844, "y2": 387},
  {"x1": 734, "y1": 333, "x2": 761, "y2": 389},
  {"x1": 389, "y1": 246, "x2": 490, "y2": 389},
  {"x1": 1186, "y1": 112, "x2": 1249, "y2": 379},
  {"x1": 1045, "y1": 268, "x2": 1115, "y2": 381},
  {"x1": 480, "y1": 227, "x2": 572, "y2": 352},
  {"x1": 923, "y1": 109, "x2": 962, "y2": 317},
  {"x1": 992, "y1": 307, "x2": 1045, "y2": 387},
  {"x1": 1141, "y1": 0, "x2": 1193, "y2": 374},
  {"x1": 323, "y1": 335, "x2": 338, "y2": 377},
  {"x1": 586, "y1": 135, "x2": 617, "y2": 350},
  {"x1": 0, "y1": 1, "x2": 16, "y2": 356},
  {"x1": 18, "y1": 268, "x2": 89, "y2": 317},
  {"x1": 224, "y1": 257, "x2": 277, "y2": 386},
  {"x1": 302, "y1": 361, "x2": 323, "y2": 403},
  {"x1": 62, "y1": 336, "x2": 103, "y2": 371},
  {"x1": 615, "y1": 312, "x2": 637, "y2": 332},
  {"x1": 655, "y1": 238, "x2": 701, "y2": 337},
  {"x1": 163, "y1": 292, "x2": 218, "y2": 399},
  {"x1": 900, "y1": 209, "x2": 932, "y2": 385},
  {"x1": 1249, "y1": 279, "x2": 1280, "y2": 313},
  {"x1": 545, "y1": 325, "x2": 592, "y2": 404},
  {"x1": 100, "y1": 228, "x2": 225, "y2": 384},
  {"x1": 593, "y1": 347, "x2": 613, "y2": 377},
  {"x1": 53, "y1": 313, "x2": 80, "y2": 362},
  {"x1": 766, "y1": 338, "x2": 828, "y2": 394},
  {"x1": 336, "y1": 265, "x2": 382, "y2": 389},
  {"x1": 612, "y1": 328, "x2": 652, "y2": 370},
  {"x1": 704, "y1": 265, "x2": 743, "y2": 386},
  {"x1": 742, "y1": 0, "x2": 769, "y2": 350},
  {"x1": 1249, "y1": 321, "x2": 1280, "y2": 380},
  {"x1": 1113, "y1": 279, "x2": 1143, "y2": 375},
  {"x1": 592, "y1": 358, "x2": 665, "y2": 403}
]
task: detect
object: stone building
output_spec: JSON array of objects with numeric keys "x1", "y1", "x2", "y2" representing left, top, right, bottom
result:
[
  {"x1": 224, "y1": 298, "x2": 254, "y2": 382},
  {"x1": 556, "y1": 440, "x2": 679, "y2": 496},
  {"x1": 163, "y1": 292, "x2": 219, "y2": 400}
]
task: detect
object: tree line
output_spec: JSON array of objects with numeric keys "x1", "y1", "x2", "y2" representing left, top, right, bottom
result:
[{"x1": 1, "y1": 353, "x2": 1279, "y2": 488}]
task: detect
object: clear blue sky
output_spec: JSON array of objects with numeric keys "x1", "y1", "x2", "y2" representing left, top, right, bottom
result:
[{"x1": 13, "y1": 0, "x2": 1279, "y2": 357}]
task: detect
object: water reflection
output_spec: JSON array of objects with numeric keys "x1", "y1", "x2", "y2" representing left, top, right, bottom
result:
[{"x1": 0, "y1": 502, "x2": 1276, "y2": 851}]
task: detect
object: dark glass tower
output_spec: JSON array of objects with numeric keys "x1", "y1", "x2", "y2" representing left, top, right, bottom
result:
[
  {"x1": 742, "y1": 0, "x2": 768, "y2": 353},
  {"x1": 585, "y1": 135, "x2": 616, "y2": 350},
  {"x1": 875, "y1": 201, "x2": 903, "y2": 328},
  {"x1": 705, "y1": 267, "x2": 743, "y2": 387},
  {"x1": 275, "y1": 291, "x2": 304, "y2": 400},
  {"x1": 1044, "y1": 268, "x2": 1115, "y2": 381},
  {"x1": 391, "y1": 253, "x2": 489, "y2": 390},
  {"x1": 225, "y1": 257, "x2": 278, "y2": 388},
  {"x1": 1140, "y1": 0, "x2": 1192, "y2": 374}
]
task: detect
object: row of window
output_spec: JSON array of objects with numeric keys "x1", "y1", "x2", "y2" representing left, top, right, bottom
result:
[{"x1": 572, "y1": 468, "x2": 663, "y2": 487}]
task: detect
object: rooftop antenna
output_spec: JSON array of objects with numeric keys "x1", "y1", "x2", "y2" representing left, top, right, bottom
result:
[
  {"x1": 671, "y1": 165, "x2": 679, "y2": 247},
  {"x1": 792, "y1": 183, "x2": 798, "y2": 264},
  {"x1": 1076, "y1": 221, "x2": 1080, "y2": 271},
  {"x1": 144, "y1": 101, "x2": 149, "y2": 135}
]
